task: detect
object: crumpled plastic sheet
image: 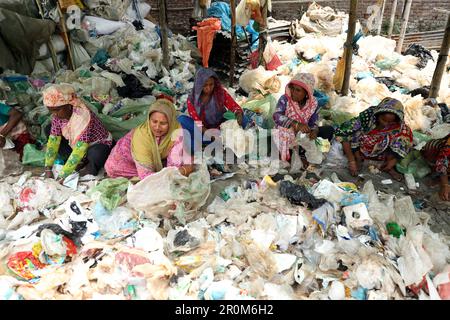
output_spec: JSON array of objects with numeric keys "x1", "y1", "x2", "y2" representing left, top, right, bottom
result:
[
  {"x1": 127, "y1": 165, "x2": 210, "y2": 223},
  {"x1": 220, "y1": 120, "x2": 256, "y2": 158},
  {"x1": 298, "y1": 2, "x2": 348, "y2": 37}
]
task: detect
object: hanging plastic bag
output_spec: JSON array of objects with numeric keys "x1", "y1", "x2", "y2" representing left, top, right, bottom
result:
[
  {"x1": 333, "y1": 56, "x2": 345, "y2": 92},
  {"x1": 263, "y1": 40, "x2": 283, "y2": 71}
]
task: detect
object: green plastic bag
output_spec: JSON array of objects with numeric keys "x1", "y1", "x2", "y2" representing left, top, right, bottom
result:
[
  {"x1": 396, "y1": 150, "x2": 431, "y2": 179},
  {"x1": 375, "y1": 57, "x2": 400, "y2": 70},
  {"x1": 83, "y1": 99, "x2": 148, "y2": 140},
  {"x1": 87, "y1": 178, "x2": 130, "y2": 211},
  {"x1": 223, "y1": 110, "x2": 236, "y2": 120},
  {"x1": 320, "y1": 109, "x2": 355, "y2": 125},
  {"x1": 22, "y1": 144, "x2": 46, "y2": 167},
  {"x1": 242, "y1": 95, "x2": 277, "y2": 129},
  {"x1": 413, "y1": 131, "x2": 432, "y2": 144}
]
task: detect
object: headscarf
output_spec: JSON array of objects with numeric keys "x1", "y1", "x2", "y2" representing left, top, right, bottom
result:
[
  {"x1": 43, "y1": 83, "x2": 91, "y2": 147},
  {"x1": 284, "y1": 73, "x2": 318, "y2": 125},
  {"x1": 188, "y1": 67, "x2": 226, "y2": 128},
  {"x1": 358, "y1": 97, "x2": 413, "y2": 158},
  {"x1": 131, "y1": 99, "x2": 180, "y2": 172}
]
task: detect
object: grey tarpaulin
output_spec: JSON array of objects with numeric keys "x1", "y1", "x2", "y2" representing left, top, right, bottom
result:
[
  {"x1": 0, "y1": 8, "x2": 55, "y2": 74},
  {"x1": 0, "y1": 0, "x2": 39, "y2": 18}
]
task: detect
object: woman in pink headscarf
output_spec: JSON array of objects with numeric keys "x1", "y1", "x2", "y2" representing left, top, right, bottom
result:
[
  {"x1": 273, "y1": 73, "x2": 334, "y2": 163},
  {"x1": 43, "y1": 83, "x2": 113, "y2": 181}
]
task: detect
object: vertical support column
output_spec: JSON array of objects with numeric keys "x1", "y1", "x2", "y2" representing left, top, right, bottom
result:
[
  {"x1": 395, "y1": 0, "x2": 413, "y2": 53},
  {"x1": 158, "y1": 0, "x2": 170, "y2": 69},
  {"x1": 230, "y1": 0, "x2": 237, "y2": 87},
  {"x1": 258, "y1": 1, "x2": 268, "y2": 67},
  {"x1": 429, "y1": 14, "x2": 450, "y2": 99},
  {"x1": 377, "y1": 0, "x2": 386, "y2": 35},
  {"x1": 387, "y1": 0, "x2": 398, "y2": 38},
  {"x1": 341, "y1": 0, "x2": 358, "y2": 96}
]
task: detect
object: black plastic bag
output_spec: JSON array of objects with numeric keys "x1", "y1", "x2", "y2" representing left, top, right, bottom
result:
[
  {"x1": 117, "y1": 74, "x2": 153, "y2": 99},
  {"x1": 404, "y1": 44, "x2": 433, "y2": 69},
  {"x1": 279, "y1": 181, "x2": 326, "y2": 209}
]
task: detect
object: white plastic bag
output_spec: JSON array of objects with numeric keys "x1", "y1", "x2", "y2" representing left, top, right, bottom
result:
[
  {"x1": 220, "y1": 120, "x2": 256, "y2": 158},
  {"x1": 296, "y1": 133, "x2": 323, "y2": 164},
  {"x1": 127, "y1": 165, "x2": 210, "y2": 221}
]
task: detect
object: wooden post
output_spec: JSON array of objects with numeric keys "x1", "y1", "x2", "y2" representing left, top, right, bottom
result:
[
  {"x1": 158, "y1": 0, "x2": 170, "y2": 69},
  {"x1": 376, "y1": 0, "x2": 386, "y2": 35},
  {"x1": 387, "y1": 0, "x2": 398, "y2": 38},
  {"x1": 429, "y1": 14, "x2": 450, "y2": 99},
  {"x1": 229, "y1": 0, "x2": 237, "y2": 87},
  {"x1": 395, "y1": 0, "x2": 413, "y2": 53},
  {"x1": 341, "y1": 0, "x2": 358, "y2": 96},
  {"x1": 258, "y1": 1, "x2": 268, "y2": 67},
  {"x1": 57, "y1": 2, "x2": 75, "y2": 70}
]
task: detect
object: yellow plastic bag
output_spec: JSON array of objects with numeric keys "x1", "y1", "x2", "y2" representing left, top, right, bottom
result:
[{"x1": 333, "y1": 55, "x2": 346, "y2": 92}]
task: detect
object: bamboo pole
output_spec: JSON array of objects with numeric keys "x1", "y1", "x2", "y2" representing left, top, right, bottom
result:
[
  {"x1": 56, "y1": 1, "x2": 75, "y2": 70},
  {"x1": 395, "y1": 0, "x2": 413, "y2": 53},
  {"x1": 429, "y1": 14, "x2": 450, "y2": 99},
  {"x1": 158, "y1": 0, "x2": 170, "y2": 69},
  {"x1": 387, "y1": 0, "x2": 398, "y2": 38},
  {"x1": 229, "y1": 0, "x2": 237, "y2": 87},
  {"x1": 341, "y1": 0, "x2": 358, "y2": 96},
  {"x1": 377, "y1": 0, "x2": 386, "y2": 35},
  {"x1": 258, "y1": 1, "x2": 269, "y2": 67}
]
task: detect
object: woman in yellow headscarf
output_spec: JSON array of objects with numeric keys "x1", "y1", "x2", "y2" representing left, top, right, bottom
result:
[{"x1": 105, "y1": 97, "x2": 194, "y2": 179}]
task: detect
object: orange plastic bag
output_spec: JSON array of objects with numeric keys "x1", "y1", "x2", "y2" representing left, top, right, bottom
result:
[{"x1": 193, "y1": 18, "x2": 221, "y2": 68}]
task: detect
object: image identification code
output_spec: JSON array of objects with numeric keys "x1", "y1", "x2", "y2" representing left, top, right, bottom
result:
[{"x1": 218, "y1": 304, "x2": 274, "y2": 315}]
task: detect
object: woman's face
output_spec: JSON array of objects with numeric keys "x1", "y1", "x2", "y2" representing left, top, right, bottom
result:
[
  {"x1": 202, "y1": 77, "x2": 215, "y2": 96},
  {"x1": 49, "y1": 104, "x2": 73, "y2": 120},
  {"x1": 377, "y1": 112, "x2": 399, "y2": 128},
  {"x1": 150, "y1": 111, "x2": 169, "y2": 138},
  {"x1": 290, "y1": 85, "x2": 307, "y2": 103}
]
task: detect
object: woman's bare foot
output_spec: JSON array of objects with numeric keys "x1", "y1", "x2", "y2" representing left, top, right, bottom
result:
[
  {"x1": 348, "y1": 160, "x2": 358, "y2": 176},
  {"x1": 388, "y1": 169, "x2": 403, "y2": 181}
]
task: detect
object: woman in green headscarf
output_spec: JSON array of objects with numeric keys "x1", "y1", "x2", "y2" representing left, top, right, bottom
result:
[
  {"x1": 105, "y1": 97, "x2": 194, "y2": 179},
  {"x1": 335, "y1": 97, "x2": 413, "y2": 181}
]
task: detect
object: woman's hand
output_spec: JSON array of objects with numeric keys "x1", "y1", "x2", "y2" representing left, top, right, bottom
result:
[
  {"x1": 179, "y1": 165, "x2": 195, "y2": 177},
  {"x1": 308, "y1": 128, "x2": 318, "y2": 140},
  {"x1": 44, "y1": 167, "x2": 54, "y2": 179},
  {"x1": 0, "y1": 136, "x2": 5, "y2": 148},
  {"x1": 439, "y1": 184, "x2": 449, "y2": 201},
  {"x1": 292, "y1": 122, "x2": 310, "y2": 134},
  {"x1": 236, "y1": 112, "x2": 243, "y2": 127}
]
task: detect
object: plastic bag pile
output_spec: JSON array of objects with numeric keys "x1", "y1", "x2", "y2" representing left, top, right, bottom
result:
[
  {"x1": 1, "y1": 163, "x2": 449, "y2": 300},
  {"x1": 0, "y1": 0, "x2": 198, "y2": 146},
  {"x1": 237, "y1": 2, "x2": 449, "y2": 135}
]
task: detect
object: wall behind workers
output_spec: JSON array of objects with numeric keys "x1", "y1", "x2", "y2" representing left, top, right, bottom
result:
[
  {"x1": 270, "y1": 0, "x2": 449, "y2": 33},
  {"x1": 148, "y1": 0, "x2": 448, "y2": 35},
  {"x1": 147, "y1": 0, "x2": 195, "y2": 34}
]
